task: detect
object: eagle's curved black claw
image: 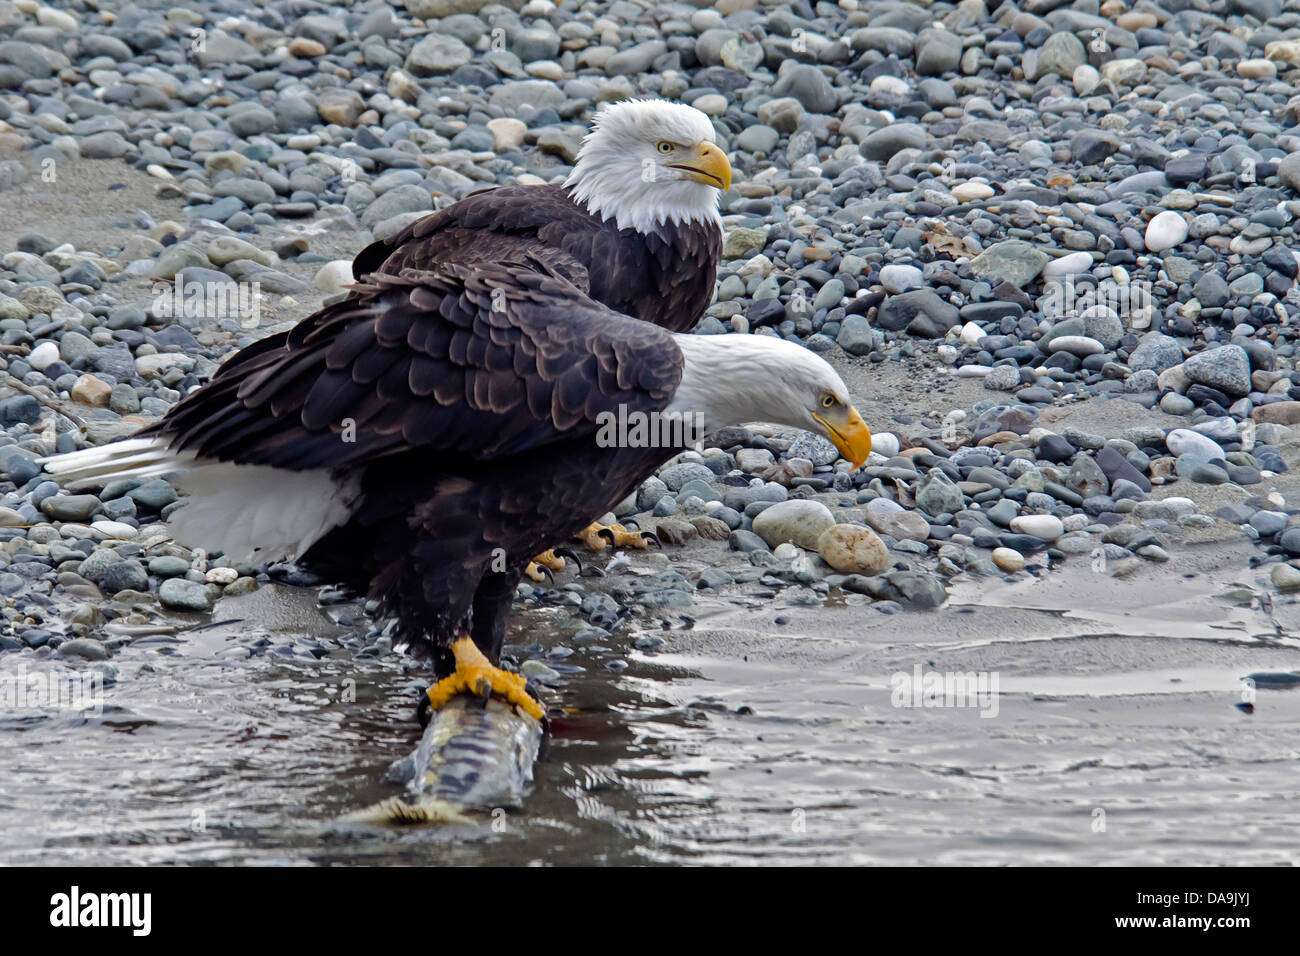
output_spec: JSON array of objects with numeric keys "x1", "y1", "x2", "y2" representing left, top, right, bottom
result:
[
  {"x1": 621, "y1": 519, "x2": 640, "y2": 531},
  {"x1": 524, "y1": 678, "x2": 548, "y2": 717},
  {"x1": 596, "y1": 527, "x2": 617, "y2": 547},
  {"x1": 534, "y1": 563, "x2": 554, "y2": 585},
  {"x1": 552, "y1": 547, "x2": 583, "y2": 574},
  {"x1": 639, "y1": 531, "x2": 661, "y2": 549}
]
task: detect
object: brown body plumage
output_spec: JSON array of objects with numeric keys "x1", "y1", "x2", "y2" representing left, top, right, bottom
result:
[{"x1": 353, "y1": 183, "x2": 721, "y2": 333}]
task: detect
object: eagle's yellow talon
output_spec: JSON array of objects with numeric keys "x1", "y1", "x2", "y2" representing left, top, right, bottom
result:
[
  {"x1": 524, "y1": 549, "x2": 566, "y2": 581},
  {"x1": 426, "y1": 636, "x2": 545, "y2": 721},
  {"x1": 577, "y1": 521, "x2": 650, "y2": 550}
]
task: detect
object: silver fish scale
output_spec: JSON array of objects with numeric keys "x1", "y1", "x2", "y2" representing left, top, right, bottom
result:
[{"x1": 407, "y1": 697, "x2": 543, "y2": 811}]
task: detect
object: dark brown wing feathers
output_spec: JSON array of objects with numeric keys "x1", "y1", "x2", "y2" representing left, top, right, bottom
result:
[
  {"x1": 351, "y1": 184, "x2": 720, "y2": 334},
  {"x1": 149, "y1": 264, "x2": 684, "y2": 471}
]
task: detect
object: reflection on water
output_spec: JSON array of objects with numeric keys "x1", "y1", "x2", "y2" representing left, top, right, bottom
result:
[{"x1": 2, "y1": 541, "x2": 1299, "y2": 865}]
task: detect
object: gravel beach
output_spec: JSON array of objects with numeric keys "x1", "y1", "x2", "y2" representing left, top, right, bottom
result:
[{"x1": 2, "y1": 0, "x2": 1300, "y2": 865}]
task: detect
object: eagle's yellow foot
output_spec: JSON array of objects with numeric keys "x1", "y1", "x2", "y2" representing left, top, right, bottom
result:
[
  {"x1": 525, "y1": 547, "x2": 583, "y2": 583},
  {"x1": 426, "y1": 636, "x2": 545, "y2": 721},
  {"x1": 576, "y1": 521, "x2": 659, "y2": 551},
  {"x1": 525, "y1": 549, "x2": 567, "y2": 582}
]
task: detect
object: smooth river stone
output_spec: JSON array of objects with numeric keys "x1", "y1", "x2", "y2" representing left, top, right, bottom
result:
[
  {"x1": 1047, "y1": 335, "x2": 1105, "y2": 356},
  {"x1": 751, "y1": 499, "x2": 835, "y2": 550},
  {"x1": 817, "y1": 524, "x2": 891, "y2": 575},
  {"x1": 1145, "y1": 211, "x2": 1188, "y2": 252},
  {"x1": 1009, "y1": 514, "x2": 1065, "y2": 540},
  {"x1": 1042, "y1": 252, "x2": 1093, "y2": 278},
  {"x1": 992, "y1": 547, "x2": 1026, "y2": 572},
  {"x1": 1165, "y1": 428, "x2": 1225, "y2": 461}
]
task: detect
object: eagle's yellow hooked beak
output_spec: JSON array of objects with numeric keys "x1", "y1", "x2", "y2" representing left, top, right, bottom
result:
[
  {"x1": 671, "y1": 141, "x2": 732, "y2": 192},
  {"x1": 813, "y1": 405, "x2": 872, "y2": 470}
]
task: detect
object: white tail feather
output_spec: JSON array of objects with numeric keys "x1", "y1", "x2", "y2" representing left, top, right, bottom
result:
[
  {"x1": 166, "y1": 463, "x2": 361, "y2": 562},
  {"x1": 39, "y1": 438, "x2": 192, "y2": 487},
  {"x1": 40, "y1": 439, "x2": 361, "y2": 563}
]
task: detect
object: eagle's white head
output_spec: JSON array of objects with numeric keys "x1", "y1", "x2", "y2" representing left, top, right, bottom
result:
[
  {"x1": 564, "y1": 99, "x2": 732, "y2": 234},
  {"x1": 667, "y1": 334, "x2": 873, "y2": 469}
]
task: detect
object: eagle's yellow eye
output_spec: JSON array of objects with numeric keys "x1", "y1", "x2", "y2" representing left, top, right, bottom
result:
[
  {"x1": 821, "y1": 393, "x2": 837, "y2": 408},
  {"x1": 657, "y1": 141, "x2": 674, "y2": 153}
]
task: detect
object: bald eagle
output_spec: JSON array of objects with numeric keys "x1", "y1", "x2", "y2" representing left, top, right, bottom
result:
[
  {"x1": 354, "y1": 99, "x2": 735, "y2": 567},
  {"x1": 353, "y1": 99, "x2": 730, "y2": 334},
  {"x1": 42, "y1": 101, "x2": 872, "y2": 722}
]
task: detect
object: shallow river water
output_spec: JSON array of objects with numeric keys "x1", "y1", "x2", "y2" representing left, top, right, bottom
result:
[{"x1": 2, "y1": 540, "x2": 1298, "y2": 866}]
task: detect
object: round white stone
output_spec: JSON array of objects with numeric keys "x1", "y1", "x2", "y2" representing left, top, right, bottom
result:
[
  {"x1": 951, "y1": 181, "x2": 994, "y2": 202},
  {"x1": 751, "y1": 499, "x2": 835, "y2": 550},
  {"x1": 1237, "y1": 58, "x2": 1277, "y2": 80},
  {"x1": 314, "y1": 260, "x2": 355, "y2": 295},
  {"x1": 1009, "y1": 514, "x2": 1064, "y2": 540},
  {"x1": 28, "y1": 341, "x2": 60, "y2": 371},
  {"x1": 880, "y1": 264, "x2": 923, "y2": 294},
  {"x1": 871, "y1": 432, "x2": 900, "y2": 458},
  {"x1": 486, "y1": 117, "x2": 527, "y2": 151},
  {"x1": 1072, "y1": 64, "x2": 1100, "y2": 96},
  {"x1": 1047, "y1": 335, "x2": 1105, "y2": 356},
  {"x1": 206, "y1": 567, "x2": 240, "y2": 585},
  {"x1": 36, "y1": 6, "x2": 78, "y2": 30},
  {"x1": 692, "y1": 93, "x2": 728, "y2": 116},
  {"x1": 959, "y1": 321, "x2": 985, "y2": 346},
  {"x1": 135, "y1": 353, "x2": 185, "y2": 375},
  {"x1": 1145, "y1": 210, "x2": 1188, "y2": 252},
  {"x1": 1165, "y1": 428, "x2": 1225, "y2": 461},
  {"x1": 1062, "y1": 513, "x2": 1089, "y2": 532},
  {"x1": 869, "y1": 75, "x2": 910, "y2": 97},
  {"x1": 90, "y1": 520, "x2": 138, "y2": 540},
  {"x1": 992, "y1": 547, "x2": 1025, "y2": 572},
  {"x1": 1042, "y1": 251, "x2": 1093, "y2": 278}
]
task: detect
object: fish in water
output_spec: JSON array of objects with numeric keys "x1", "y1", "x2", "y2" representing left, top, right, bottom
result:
[{"x1": 342, "y1": 696, "x2": 543, "y2": 826}]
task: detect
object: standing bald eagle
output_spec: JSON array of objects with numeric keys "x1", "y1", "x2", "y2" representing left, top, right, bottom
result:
[
  {"x1": 353, "y1": 99, "x2": 730, "y2": 334},
  {"x1": 360, "y1": 98, "x2": 734, "y2": 563},
  {"x1": 42, "y1": 101, "x2": 872, "y2": 722}
]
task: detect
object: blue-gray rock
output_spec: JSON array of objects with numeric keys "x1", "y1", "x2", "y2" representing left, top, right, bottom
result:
[
  {"x1": 97, "y1": 560, "x2": 149, "y2": 594},
  {"x1": 916, "y1": 468, "x2": 964, "y2": 516},
  {"x1": 57, "y1": 638, "x2": 111, "y2": 661},
  {"x1": 916, "y1": 29, "x2": 962, "y2": 76},
  {"x1": 159, "y1": 578, "x2": 214, "y2": 612},
  {"x1": 659, "y1": 462, "x2": 715, "y2": 491},
  {"x1": 1128, "y1": 333, "x2": 1182, "y2": 373},
  {"x1": 1193, "y1": 271, "x2": 1230, "y2": 308},
  {"x1": 1182, "y1": 344, "x2": 1251, "y2": 397},
  {"x1": 1072, "y1": 130, "x2": 1120, "y2": 165},
  {"x1": 877, "y1": 289, "x2": 959, "y2": 332},
  {"x1": 970, "y1": 240, "x2": 1049, "y2": 288},
  {"x1": 836, "y1": 314, "x2": 880, "y2": 356},
  {"x1": 771, "y1": 64, "x2": 838, "y2": 114},
  {"x1": 40, "y1": 494, "x2": 102, "y2": 522},
  {"x1": 728, "y1": 529, "x2": 770, "y2": 552},
  {"x1": 860, "y1": 124, "x2": 926, "y2": 162}
]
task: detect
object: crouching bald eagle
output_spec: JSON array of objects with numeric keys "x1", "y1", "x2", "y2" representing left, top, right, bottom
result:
[{"x1": 42, "y1": 101, "x2": 872, "y2": 722}]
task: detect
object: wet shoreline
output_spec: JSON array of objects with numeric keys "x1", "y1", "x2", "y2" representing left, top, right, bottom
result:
[{"x1": 1, "y1": 538, "x2": 1296, "y2": 865}]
